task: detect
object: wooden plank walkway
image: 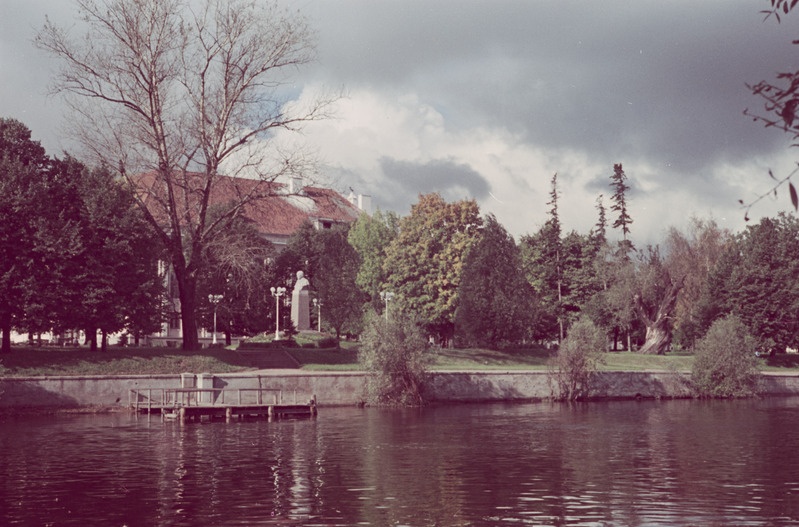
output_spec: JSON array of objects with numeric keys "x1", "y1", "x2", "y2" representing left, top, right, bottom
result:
[{"x1": 129, "y1": 387, "x2": 317, "y2": 422}]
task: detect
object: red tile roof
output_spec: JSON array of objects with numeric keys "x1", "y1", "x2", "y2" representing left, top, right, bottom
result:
[{"x1": 131, "y1": 170, "x2": 361, "y2": 238}]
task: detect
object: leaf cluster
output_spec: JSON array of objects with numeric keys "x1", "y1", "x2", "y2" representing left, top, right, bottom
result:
[
  {"x1": 691, "y1": 315, "x2": 761, "y2": 398},
  {"x1": 358, "y1": 310, "x2": 431, "y2": 406},
  {"x1": 548, "y1": 317, "x2": 606, "y2": 401}
]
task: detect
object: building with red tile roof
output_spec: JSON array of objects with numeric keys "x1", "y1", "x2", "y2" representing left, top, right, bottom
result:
[{"x1": 132, "y1": 171, "x2": 369, "y2": 248}]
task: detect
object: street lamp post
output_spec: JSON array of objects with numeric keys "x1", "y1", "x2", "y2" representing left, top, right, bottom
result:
[
  {"x1": 313, "y1": 298, "x2": 323, "y2": 332},
  {"x1": 208, "y1": 294, "x2": 223, "y2": 345},
  {"x1": 270, "y1": 286, "x2": 287, "y2": 340},
  {"x1": 380, "y1": 291, "x2": 395, "y2": 321}
]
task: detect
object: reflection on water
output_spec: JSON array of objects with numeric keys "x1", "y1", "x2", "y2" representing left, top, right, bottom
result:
[{"x1": 1, "y1": 398, "x2": 799, "y2": 526}]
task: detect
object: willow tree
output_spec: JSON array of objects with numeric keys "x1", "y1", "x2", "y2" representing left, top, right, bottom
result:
[{"x1": 36, "y1": 0, "x2": 334, "y2": 349}]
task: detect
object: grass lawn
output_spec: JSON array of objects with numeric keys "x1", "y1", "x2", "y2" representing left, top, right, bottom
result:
[
  {"x1": 0, "y1": 346, "x2": 254, "y2": 377},
  {"x1": 1, "y1": 343, "x2": 796, "y2": 376}
]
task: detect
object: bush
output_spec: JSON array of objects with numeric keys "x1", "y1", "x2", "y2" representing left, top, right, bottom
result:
[
  {"x1": 691, "y1": 315, "x2": 761, "y2": 398},
  {"x1": 317, "y1": 336, "x2": 339, "y2": 349},
  {"x1": 548, "y1": 317, "x2": 606, "y2": 401},
  {"x1": 358, "y1": 310, "x2": 431, "y2": 406}
]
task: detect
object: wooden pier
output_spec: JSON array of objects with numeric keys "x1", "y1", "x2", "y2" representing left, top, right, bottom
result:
[{"x1": 128, "y1": 387, "x2": 317, "y2": 422}]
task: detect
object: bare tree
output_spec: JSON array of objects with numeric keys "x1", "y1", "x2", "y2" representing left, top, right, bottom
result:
[{"x1": 36, "y1": 0, "x2": 336, "y2": 349}]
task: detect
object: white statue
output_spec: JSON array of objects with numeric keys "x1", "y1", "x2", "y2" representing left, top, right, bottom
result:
[{"x1": 291, "y1": 270, "x2": 311, "y2": 330}]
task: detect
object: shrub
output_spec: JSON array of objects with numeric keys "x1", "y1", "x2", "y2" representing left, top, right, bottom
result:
[
  {"x1": 358, "y1": 310, "x2": 431, "y2": 406},
  {"x1": 691, "y1": 315, "x2": 761, "y2": 398},
  {"x1": 317, "y1": 336, "x2": 339, "y2": 349},
  {"x1": 548, "y1": 317, "x2": 606, "y2": 401}
]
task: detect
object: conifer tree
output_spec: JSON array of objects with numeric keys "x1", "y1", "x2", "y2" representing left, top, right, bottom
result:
[
  {"x1": 609, "y1": 163, "x2": 634, "y2": 257},
  {"x1": 520, "y1": 173, "x2": 564, "y2": 341}
]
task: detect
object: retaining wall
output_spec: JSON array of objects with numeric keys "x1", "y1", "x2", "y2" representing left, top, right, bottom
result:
[{"x1": 2, "y1": 370, "x2": 799, "y2": 409}]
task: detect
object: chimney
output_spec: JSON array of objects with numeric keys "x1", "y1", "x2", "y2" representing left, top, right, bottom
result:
[
  {"x1": 289, "y1": 176, "x2": 304, "y2": 194},
  {"x1": 357, "y1": 194, "x2": 372, "y2": 214}
]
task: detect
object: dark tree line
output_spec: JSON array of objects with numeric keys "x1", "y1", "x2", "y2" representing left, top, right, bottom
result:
[{"x1": 0, "y1": 118, "x2": 165, "y2": 352}]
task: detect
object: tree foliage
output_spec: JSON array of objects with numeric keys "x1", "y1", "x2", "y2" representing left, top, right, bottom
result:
[
  {"x1": 311, "y1": 226, "x2": 364, "y2": 339},
  {"x1": 348, "y1": 209, "x2": 399, "y2": 309},
  {"x1": 196, "y1": 215, "x2": 275, "y2": 342},
  {"x1": 358, "y1": 309, "x2": 431, "y2": 406},
  {"x1": 664, "y1": 218, "x2": 731, "y2": 348},
  {"x1": 609, "y1": 163, "x2": 634, "y2": 257},
  {"x1": 0, "y1": 119, "x2": 166, "y2": 351},
  {"x1": 697, "y1": 213, "x2": 799, "y2": 352},
  {"x1": 70, "y1": 160, "x2": 166, "y2": 350},
  {"x1": 382, "y1": 193, "x2": 482, "y2": 344},
  {"x1": 520, "y1": 174, "x2": 563, "y2": 341},
  {"x1": 548, "y1": 317, "x2": 606, "y2": 401},
  {"x1": 0, "y1": 118, "x2": 49, "y2": 352},
  {"x1": 455, "y1": 214, "x2": 539, "y2": 348},
  {"x1": 742, "y1": 0, "x2": 799, "y2": 214},
  {"x1": 276, "y1": 222, "x2": 364, "y2": 339},
  {"x1": 632, "y1": 246, "x2": 683, "y2": 355},
  {"x1": 36, "y1": 0, "x2": 334, "y2": 349},
  {"x1": 691, "y1": 315, "x2": 761, "y2": 398}
]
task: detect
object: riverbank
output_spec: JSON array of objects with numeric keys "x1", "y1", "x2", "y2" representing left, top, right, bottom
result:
[{"x1": 2, "y1": 370, "x2": 799, "y2": 410}]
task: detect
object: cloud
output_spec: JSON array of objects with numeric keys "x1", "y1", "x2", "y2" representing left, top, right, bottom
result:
[
  {"x1": 378, "y1": 157, "x2": 491, "y2": 209},
  {"x1": 6, "y1": 0, "x2": 799, "y2": 247}
]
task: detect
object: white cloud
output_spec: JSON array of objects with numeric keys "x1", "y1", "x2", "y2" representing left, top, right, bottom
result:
[{"x1": 275, "y1": 84, "x2": 799, "y2": 246}]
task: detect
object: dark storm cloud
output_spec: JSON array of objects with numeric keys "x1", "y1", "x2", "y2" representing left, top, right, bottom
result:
[
  {"x1": 4, "y1": 0, "x2": 799, "y2": 240},
  {"x1": 305, "y1": 0, "x2": 798, "y2": 184},
  {"x1": 377, "y1": 157, "x2": 491, "y2": 212}
]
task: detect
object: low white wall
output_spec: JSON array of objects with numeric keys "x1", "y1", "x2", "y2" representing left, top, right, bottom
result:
[{"x1": 1, "y1": 371, "x2": 798, "y2": 409}]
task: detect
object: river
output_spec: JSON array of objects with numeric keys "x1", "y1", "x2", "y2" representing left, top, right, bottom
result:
[{"x1": 1, "y1": 397, "x2": 798, "y2": 526}]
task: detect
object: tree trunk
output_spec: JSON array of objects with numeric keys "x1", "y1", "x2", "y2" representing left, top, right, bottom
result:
[
  {"x1": 1, "y1": 313, "x2": 11, "y2": 353},
  {"x1": 101, "y1": 330, "x2": 108, "y2": 352},
  {"x1": 86, "y1": 328, "x2": 98, "y2": 351},
  {"x1": 173, "y1": 263, "x2": 199, "y2": 351},
  {"x1": 633, "y1": 277, "x2": 684, "y2": 355}
]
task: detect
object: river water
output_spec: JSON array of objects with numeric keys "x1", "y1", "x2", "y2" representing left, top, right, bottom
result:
[{"x1": 1, "y1": 397, "x2": 799, "y2": 526}]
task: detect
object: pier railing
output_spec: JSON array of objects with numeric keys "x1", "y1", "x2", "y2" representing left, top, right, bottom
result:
[{"x1": 128, "y1": 387, "x2": 310, "y2": 412}]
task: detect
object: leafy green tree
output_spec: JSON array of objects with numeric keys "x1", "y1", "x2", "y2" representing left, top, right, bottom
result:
[
  {"x1": 275, "y1": 222, "x2": 364, "y2": 339},
  {"x1": 602, "y1": 256, "x2": 639, "y2": 351},
  {"x1": 75, "y1": 162, "x2": 168, "y2": 350},
  {"x1": 348, "y1": 209, "x2": 399, "y2": 309},
  {"x1": 691, "y1": 315, "x2": 760, "y2": 398},
  {"x1": 665, "y1": 218, "x2": 731, "y2": 349},
  {"x1": 358, "y1": 309, "x2": 431, "y2": 406},
  {"x1": 631, "y1": 246, "x2": 684, "y2": 355},
  {"x1": 548, "y1": 316, "x2": 606, "y2": 401},
  {"x1": 196, "y1": 215, "x2": 274, "y2": 343},
  {"x1": 454, "y1": 214, "x2": 539, "y2": 348},
  {"x1": 577, "y1": 197, "x2": 616, "y2": 336},
  {"x1": 382, "y1": 193, "x2": 482, "y2": 345},
  {"x1": 697, "y1": 214, "x2": 799, "y2": 352},
  {"x1": 312, "y1": 226, "x2": 364, "y2": 339},
  {"x1": 0, "y1": 118, "x2": 49, "y2": 352}
]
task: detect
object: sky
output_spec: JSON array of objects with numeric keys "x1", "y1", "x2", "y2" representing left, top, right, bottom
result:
[{"x1": 2, "y1": 0, "x2": 799, "y2": 247}]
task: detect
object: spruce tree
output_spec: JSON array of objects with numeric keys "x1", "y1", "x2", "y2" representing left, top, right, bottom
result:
[{"x1": 609, "y1": 163, "x2": 634, "y2": 257}]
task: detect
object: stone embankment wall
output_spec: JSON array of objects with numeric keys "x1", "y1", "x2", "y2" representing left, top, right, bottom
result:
[{"x1": 2, "y1": 371, "x2": 799, "y2": 409}]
